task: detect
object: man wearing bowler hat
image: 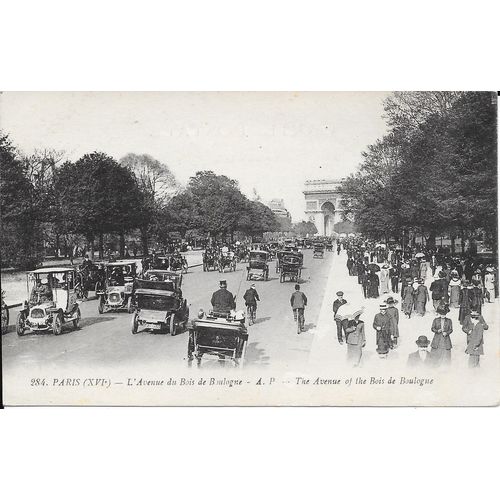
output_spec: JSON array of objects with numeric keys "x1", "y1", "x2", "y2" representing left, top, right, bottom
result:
[
  {"x1": 211, "y1": 280, "x2": 236, "y2": 314},
  {"x1": 407, "y1": 336, "x2": 431, "y2": 367}
]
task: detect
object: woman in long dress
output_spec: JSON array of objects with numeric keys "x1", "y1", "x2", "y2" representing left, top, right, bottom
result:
[
  {"x1": 379, "y1": 265, "x2": 390, "y2": 294},
  {"x1": 484, "y1": 268, "x2": 496, "y2": 302},
  {"x1": 413, "y1": 279, "x2": 429, "y2": 316},
  {"x1": 401, "y1": 280, "x2": 414, "y2": 318},
  {"x1": 366, "y1": 271, "x2": 380, "y2": 298},
  {"x1": 448, "y1": 272, "x2": 461, "y2": 308},
  {"x1": 345, "y1": 317, "x2": 365, "y2": 367}
]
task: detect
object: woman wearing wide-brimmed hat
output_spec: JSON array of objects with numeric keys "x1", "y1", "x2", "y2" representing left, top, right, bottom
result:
[
  {"x1": 413, "y1": 278, "x2": 429, "y2": 316},
  {"x1": 401, "y1": 279, "x2": 414, "y2": 318},
  {"x1": 430, "y1": 305, "x2": 453, "y2": 366},
  {"x1": 345, "y1": 313, "x2": 366, "y2": 367},
  {"x1": 484, "y1": 267, "x2": 496, "y2": 302}
]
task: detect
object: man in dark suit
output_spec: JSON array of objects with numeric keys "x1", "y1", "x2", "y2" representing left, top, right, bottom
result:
[
  {"x1": 462, "y1": 310, "x2": 489, "y2": 368},
  {"x1": 407, "y1": 335, "x2": 431, "y2": 367},
  {"x1": 211, "y1": 280, "x2": 236, "y2": 314},
  {"x1": 332, "y1": 291, "x2": 347, "y2": 344}
]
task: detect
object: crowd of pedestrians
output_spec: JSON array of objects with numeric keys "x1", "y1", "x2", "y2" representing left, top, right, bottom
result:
[{"x1": 334, "y1": 238, "x2": 497, "y2": 369}]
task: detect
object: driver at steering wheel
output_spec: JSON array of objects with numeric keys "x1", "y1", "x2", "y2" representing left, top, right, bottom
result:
[
  {"x1": 31, "y1": 278, "x2": 52, "y2": 304},
  {"x1": 211, "y1": 280, "x2": 236, "y2": 314}
]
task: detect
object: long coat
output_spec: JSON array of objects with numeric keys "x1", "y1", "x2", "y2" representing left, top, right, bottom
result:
[
  {"x1": 448, "y1": 279, "x2": 461, "y2": 308},
  {"x1": 401, "y1": 285, "x2": 414, "y2": 315},
  {"x1": 459, "y1": 287, "x2": 474, "y2": 324},
  {"x1": 373, "y1": 312, "x2": 391, "y2": 354},
  {"x1": 414, "y1": 284, "x2": 429, "y2": 315},
  {"x1": 430, "y1": 317, "x2": 453, "y2": 350},
  {"x1": 462, "y1": 315, "x2": 488, "y2": 356},
  {"x1": 366, "y1": 273, "x2": 380, "y2": 298},
  {"x1": 407, "y1": 350, "x2": 431, "y2": 368},
  {"x1": 379, "y1": 268, "x2": 390, "y2": 293},
  {"x1": 386, "y1": 305, "x2": 399, "y2": 338},
  {"x1": 211, "y1": 288, "x2": 236, "y2": 313}
]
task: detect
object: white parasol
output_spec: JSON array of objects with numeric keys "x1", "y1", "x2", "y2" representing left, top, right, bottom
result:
[{"x1": 335, "y1": 302, "x2": 365, "y2": 321}]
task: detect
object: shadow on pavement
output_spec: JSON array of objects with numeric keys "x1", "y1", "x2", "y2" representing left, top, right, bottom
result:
[
  {"x1": 244, "y1": 342, "x2": 270, "y2": 366},
  {"x1": 252, "y1": 316, "x2": 271, "y2": 325},
  {"x1": 79, "y1": 316, "x2": 115, "y2": 328}
]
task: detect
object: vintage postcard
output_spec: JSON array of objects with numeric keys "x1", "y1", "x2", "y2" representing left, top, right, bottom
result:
[{"x1": 1, "y1": 91, "x2": 498, "y2": 406}]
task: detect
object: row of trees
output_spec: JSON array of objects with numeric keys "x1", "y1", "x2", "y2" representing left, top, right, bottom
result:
[
  {"x1": 339, "y1": 92, "x2": 497, "y2": 252},
  {"x1": 0, "y1": 136, "x2": 282, "y2": 268}
]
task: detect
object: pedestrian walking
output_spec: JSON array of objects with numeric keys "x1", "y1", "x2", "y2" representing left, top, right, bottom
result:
[
  {"x1": 458, "y1": 281, "x2": 474, "y2": 324},
  {"x1": 484, "y1": 267, "x2": 496, "y2": 302},
  {"x1": 470, "y1": 279, "x2": 484, "y2": 315},
  {"x1": 429, "y1": 305, "x2": 453, "y2": 367},
  {"x1": 448, "y1": 271, "x2": 461, "y2": 308},
  {"x1": 462, "y1": 310, "x2": 488, "y2": 368},
  {"x1": 332, "y1": 291, "x2": 347, "y2": 344},
  {"x1": 345, "y1": 315, "x2": 365, "y2": 367},
  {"x1": 413, "y1": 278, "x2": 429, "y2": 316},
  {"x1": 290, "y1": 284, "x2": 307, "y2": 334},
  {"x1": 366, "y1": 271, "x2": 380, "y2": 298},
  {"x1": 385, "y1": 296, "x2": 399, "y2": 347},
  {"x1": 389, "y1": 264, "x2": 400, "y2": 293},
  {"x1": 373, "y1": 303, "x2": 392, "y2": 358},
  {"x1": 407, "y1": 335, "x2": 432, "y2": 367},
  {"x1": 401, "y1": 279, "x2": 414, "y2": 318},
  {"x1": 430, "y1": 271, "x2": 449, "y2": 311},
  {"x1": 379, "y1": 264, "x2": 390, "y2": 294}
]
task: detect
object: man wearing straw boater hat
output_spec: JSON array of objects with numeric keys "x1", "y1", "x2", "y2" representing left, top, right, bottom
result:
[
  {"x1": 407, "y1": 335, "x2": 431, "y2": 367},
  {"x1": 373, "y1": 303, "x2": 391, "y2": 357}
]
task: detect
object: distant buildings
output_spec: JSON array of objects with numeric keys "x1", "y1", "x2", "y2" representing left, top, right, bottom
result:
[{"x1": 267, "y1": 198, "x2": 292, "y2": 220}]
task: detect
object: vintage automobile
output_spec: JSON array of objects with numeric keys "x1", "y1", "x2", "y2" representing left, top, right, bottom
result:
[
  {"x1": 304, "y1": 239, "x2": 313, "y2": 249},
  {"x1": 187, "y1": 310, "x2": 248, "y2": 367},
  {"x1": 202, "y1": 249, "x2": 218, "y2": 272},
  {"x1": 325, "y1": 241, "x2": 334, "y2": 251},
  {"x1": 168, "y1": 253, "x2": 188, "y2": 274},
  {"x1": 1, "y1": 290, "x2": 9, "y2": 334},
  {"x1": 218, "y1": 251, "x2": 237, "y2": 273},
  {"x1": 97, "y1": 260, "x2": 138, "y2": 314},
  {"x1": 131, "y1": 277, "x2": 189, "y2": 336},
  {"x1": 313, "y1": 243, "x2": 325, "y2": 259},
  {"x1": 16, "y1": 267, "x2": 81, "y2": 336},
  {"x1": 280, "y1": 254, "x2": 302, "y2": 283},
  {"x1": 246, "y1": 250, "x2": 269, "y2": 281},
  {"x1": 143, "y1": 269, "x2": 183, "y2": 286}
]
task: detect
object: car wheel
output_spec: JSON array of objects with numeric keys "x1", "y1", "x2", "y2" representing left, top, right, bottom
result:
[
  {"x1": 98, "y1": 296, "x2": 105, "y2": 314},
  {"x1": 73, "y1": 307, "x2": 81, "y2": 329},
  {"x1": 53, "y1": 312, "x2": 63, "y2": 335},
  {"x1": 170, "y1": 314, "x2": 177, "y2": 336},
  {"x1": 131, "y1": 312, "x2": 139, "y2": 334},
  {"x1": 16, "y1": 311, "x2": 26, "y2": 336}
]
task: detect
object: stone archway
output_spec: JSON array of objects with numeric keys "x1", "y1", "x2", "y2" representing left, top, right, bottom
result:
[{"x1": 321, "y1": 201, "x2": 336, "y2": 236}]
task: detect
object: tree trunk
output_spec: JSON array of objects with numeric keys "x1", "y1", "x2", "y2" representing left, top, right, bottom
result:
[
  {"x1": 450, "y1": 235, "x2": 456, "y2": 255},
  {"x1": 119, "y1": 232, "x2": 126, "y2": 258},
  {"x1": 88, "y1": 236, "x2": 95, "y2": 260},
  {"x1": 55, "y1": 233, "x2": 60, "y2": 259},
  {"x1": 427, "y1": 230, "x2": 436, "y2": 250},
  {"x1": 140, "y1": 226, "x2": 149, "y2": 256},
  {"x1": 98, "y1": 232, "x2": 104, "y2": 259}
]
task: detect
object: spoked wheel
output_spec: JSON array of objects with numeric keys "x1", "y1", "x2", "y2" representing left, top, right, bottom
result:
[
  {"x1": 131, "y1": 312, "x2": 139, "y2": 334},
  {"x1": 72, "y1": 307, "x2": 81, "y2": 329},
  {"x1": 170, "y1": 314, "x2": 177, "y2": 336},
  {"x1": 53, "y1": 312, "x2": 63, "y2": 336},
  {"x1": 16, "y1": 311, "x2": 26, "y2": 336}
]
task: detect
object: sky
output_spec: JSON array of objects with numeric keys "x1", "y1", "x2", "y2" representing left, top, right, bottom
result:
[{"x1": 0, "y1": 92, "x2": 390, "y2": 221}]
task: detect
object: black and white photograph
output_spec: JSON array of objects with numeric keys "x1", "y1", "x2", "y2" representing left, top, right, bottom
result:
[{"x1": 1, "y1": 91, "x2": 498, "y2": 405}]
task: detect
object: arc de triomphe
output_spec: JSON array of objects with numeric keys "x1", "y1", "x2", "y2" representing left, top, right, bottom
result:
[{"x1": 303, "y1": 179, "x2": 347, "y2": 236}]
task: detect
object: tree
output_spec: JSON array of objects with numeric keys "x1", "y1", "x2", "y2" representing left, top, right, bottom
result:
[
  {"x1": 54, "y1": 152, "x2": 143, "y2": 258},
  {"x1": 120, "y1": 153, "x2": 180, "y2": 254}
]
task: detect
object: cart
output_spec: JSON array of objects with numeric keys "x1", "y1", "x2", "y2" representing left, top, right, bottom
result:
[
  {"x1": 246, "y1": 250, "x2": 269, "y2": 281},
  {"x1": 187, "y1": 312, "x2": 248, "y2": 367},
  {"x1": 280, "y1": 254, "x2": 302, "y2": 283}
]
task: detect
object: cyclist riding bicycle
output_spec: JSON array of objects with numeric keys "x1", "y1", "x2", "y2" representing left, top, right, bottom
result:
[{"x1": 243, "y1": 283, "x2": 260, "y2": 325}]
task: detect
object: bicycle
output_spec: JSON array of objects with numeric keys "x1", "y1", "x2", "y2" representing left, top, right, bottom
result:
[{"x1": 246, "y1": 304, "x2": 256, "y2": 325}]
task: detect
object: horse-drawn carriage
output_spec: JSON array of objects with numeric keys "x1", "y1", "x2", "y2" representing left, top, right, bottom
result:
[
  {"x1": 313, "y1": 243, "x2": 325, "y2": 259},
  {"x1": 131, "y1": 274, "x2": 189, "y2": 336},
  {"x1": 187, "y1": 311, "x2": 248, "y2": 367},
  {"x1": 325, "y1": 241, "x2": 333, "y2": 252},
  {"x1": 246, "y1": 250, "x2": 269, "y2": 281},
  {"x1": 280, "y1": 254, "x2": 302, "y2": 283}
]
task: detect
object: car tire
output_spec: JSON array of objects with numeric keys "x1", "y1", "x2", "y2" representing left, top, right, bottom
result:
[
  {"x1": 170, "y1": 314, "x2": 177, "y2": 336},
  {"x1": 131, "y1": 312, "x2": 139, "y2": 334},
  {"x1": 53, "y1": 312, "x2": 63, "y2": 335},
  {"x1": 73, "y1": 307, "x2": 81, "y2": 329},
  {"x1": 98, "y1": 296, "x2": 105, "y2": 314},
  {"x1": 16, "y1": 311, "x2": 26, "y2": 336}
]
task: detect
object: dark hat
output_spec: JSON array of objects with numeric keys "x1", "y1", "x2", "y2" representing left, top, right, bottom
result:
[
  {"x1": 219, "y1": 280, "x2": 227, "y2": 287},
  {"x1": 416, "y1": 335, "x2": 430, "y2": 347},
  {"x1": 385, "y1": 297, "x2": 398, "y2": 305},
  {"x1": 436, "y1": 305, "x2": 449, "y2": 315},
  {"x1": 336, "y1": 291, "x2": 344, "y2": 296},
  {"x1": 438, "y1": 271, "x2": 446, "y2": 278}
]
